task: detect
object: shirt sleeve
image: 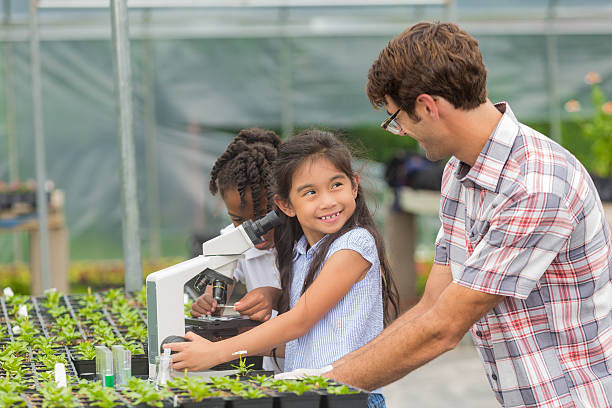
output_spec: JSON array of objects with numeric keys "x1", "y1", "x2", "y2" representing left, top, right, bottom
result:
[
  {"x1": 232, "y1": 258, "x2": 246, "y2": 284},
  {"x1": 326, "y1": 228, "x2": 379, "y2": 270},
  {"x1": 456, "y1": 192, "x2": 575, "y2": 299},
  {"x1": 434, "y1": 225, "x2": 449, "y2": 265}
]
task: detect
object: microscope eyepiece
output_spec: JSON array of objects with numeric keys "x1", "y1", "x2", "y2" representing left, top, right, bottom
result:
[{"x1": 242, "y1": 210, "x2": 281, "y2": 245}]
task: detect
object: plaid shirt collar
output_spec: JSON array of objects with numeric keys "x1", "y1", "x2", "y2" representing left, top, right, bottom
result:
[{"x1": 454, "y1": 102, "x2": 520, "y2": 192}]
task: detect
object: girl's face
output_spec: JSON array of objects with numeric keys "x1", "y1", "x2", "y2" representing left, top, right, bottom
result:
[
  {"x1": 222, "y1": 187, "x2": 274, "y2": 250},
  {"x1": 276, "y1": 157, "x2": 359, "y2": 247}
]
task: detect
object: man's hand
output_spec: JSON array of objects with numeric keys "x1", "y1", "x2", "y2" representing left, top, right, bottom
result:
[
  {"x1": 234, "y1": 287, "x2": 281, "y2": 321},
  {"x1": 164, "y1": 332, "x2": 222, "y2": 371},
  {"x1": 190, "y1": 293, "x2": 218, "y2": 317}
]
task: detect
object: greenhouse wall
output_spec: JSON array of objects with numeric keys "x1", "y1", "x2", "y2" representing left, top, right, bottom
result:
[{"x1": 0, "y1": 0, "x2": 611, "y2": 263}]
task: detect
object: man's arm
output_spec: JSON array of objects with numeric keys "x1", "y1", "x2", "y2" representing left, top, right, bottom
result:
[
  {"x1": 329, "y1": 263, "x2": 452, "y2": 370},
  {"x1": 327, "y1": 264, "x2": 503, "y2": 390}
]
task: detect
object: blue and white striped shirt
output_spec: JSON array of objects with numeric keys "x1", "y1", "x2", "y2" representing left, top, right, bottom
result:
[{"x1": 284, "y1": 227, "x2": 384, "y2": 372}]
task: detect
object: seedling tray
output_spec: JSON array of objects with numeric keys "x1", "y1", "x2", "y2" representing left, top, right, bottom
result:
[
  {"x1": 224, "y1": 395, "x2": 274, "y2": 408},
  {"x1": 317, "y1": 390, "x2": 369, "y2": 408},
  {"x1": 272, "y1": 391, "x2": 321, "y2": 408}
]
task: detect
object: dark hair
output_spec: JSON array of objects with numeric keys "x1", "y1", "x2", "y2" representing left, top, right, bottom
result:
[
  {"x1": 273, "y1": 129, "x2": 400, "y2": 326},
  {"x1": 209, "y1": 128, "x2": 281, "y2": 219},
  {"x1": 367, "y1": 21, "x2": 487, "y2": 121}
]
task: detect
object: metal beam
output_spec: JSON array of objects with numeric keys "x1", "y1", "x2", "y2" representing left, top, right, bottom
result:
[
  {"x1": 110, "y1": 0, "x2": 143, "y2": 292},
  {"x1": 38, "y1": 0, "x2": 449, "y2": 9},
  {"x1": 3, "y1": 16, "x2": 612, "y2": 42},
  {"x1": 3, "y1": 0, "x2": 23, "y2": 263},
  {"x1": 29, "y1": 0, "x2": 52, "y2": 291}
]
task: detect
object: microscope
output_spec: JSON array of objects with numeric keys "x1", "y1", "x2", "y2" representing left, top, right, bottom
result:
[{"x1": 146, "y1": 210, "x2": 281, "y2": 368}]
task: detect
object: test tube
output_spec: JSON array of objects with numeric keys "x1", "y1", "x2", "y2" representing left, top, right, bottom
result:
[
  {"x1": 95, "y1": 346, "x2": 114, "y2": 387},
  {"x1": 112, "y1": 345, "x2": 131, "y2": 387}
]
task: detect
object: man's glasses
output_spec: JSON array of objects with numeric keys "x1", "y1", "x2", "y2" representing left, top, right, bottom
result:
[{"x1": 381, "y1": 109, "x2": 402, "y2": 135}]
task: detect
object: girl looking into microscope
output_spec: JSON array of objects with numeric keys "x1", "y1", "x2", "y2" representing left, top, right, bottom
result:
[{"x1": 189, "y1": 127, "x2": 283, "y2": 372}]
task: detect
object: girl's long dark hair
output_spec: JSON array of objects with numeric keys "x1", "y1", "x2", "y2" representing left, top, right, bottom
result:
[{"x1": 273, "y1": 130, "x2": 400, "y2": 326}]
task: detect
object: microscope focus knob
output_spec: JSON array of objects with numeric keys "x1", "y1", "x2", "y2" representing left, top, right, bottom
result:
[{"x1": 160, "y1": 335, "x2": 190, "y2": 355}]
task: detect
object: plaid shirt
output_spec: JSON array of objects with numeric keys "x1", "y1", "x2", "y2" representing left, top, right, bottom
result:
[{"x1": 434, "y1": 102, "x2": 612, "y2": 407}]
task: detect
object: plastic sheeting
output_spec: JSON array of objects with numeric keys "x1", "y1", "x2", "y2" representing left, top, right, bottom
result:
[{"x1": 1, "y1": 3, "x2": 612, "y2": 261}]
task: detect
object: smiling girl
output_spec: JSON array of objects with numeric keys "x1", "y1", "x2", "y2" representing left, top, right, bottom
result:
[{"x1": 167, "y1": 130, "x2": 399, "y2": 407}]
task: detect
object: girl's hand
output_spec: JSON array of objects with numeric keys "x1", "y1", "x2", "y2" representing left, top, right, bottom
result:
[
  {"x1": 191, "y1": 293, "x2": 218, "y2": 317},
  {"x1": 164, "y1": 332, "x2": 222, "y2": 371},
  {"x1": 235, "y1": 287, "x2": 281, "y2": 321}
]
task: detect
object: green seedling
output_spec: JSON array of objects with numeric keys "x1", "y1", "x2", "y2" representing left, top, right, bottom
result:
[
  {"x1": 6, "y1": 293, "x2": 29, "y2": 307},
  {"x1": 1, "y1": 355, "x2": 26, "y2": 377},
  {"x1": 168, "y1": 374, "x2": 220, "y2": 402},
  {"x1": 55, "y1": 315, "x2": 76, "y2": 330},
  {"x1": 37, "y1": 353, "x2": 67, "y2": 371},
  {"x1": 0, "y1": 340, "x2": 29, "y2": 358},
  {"x1": 37, "y1": 370, "x2": 55, "y2": 382},
  {"x1": 135, "y1": 285, "x2": 147, "y2": 307},
  {"x1": 123, "y1": 341, "x2": 145, "y2": 355},
  {"x1": 302, "y1": 375, "x2": 332, "y2": 388},
  {"x1": 83, "y1": 311, "x2": 105, "y2": 326},
  {"x1": 78, "y1": 288, "x2": 98, "y2": 308},
  {"x1": 39, "y1": 381, "x2": 79, "y2": 408},
  {"x1": 0, "y1": 376, "x2": 26, "y2": 393},
  {"x1": 250, "y1": 374, "x2": 273, "y2": 387},
  {"x1": 231, "y1": 351, "x2": 254, "y2": 377},
  {"x1": 48, "y1": 305, "x2": 69, "y2": 319},
  {"x1": 33, "y1": 336, "x2": 59, "y2": 355},
  {"x1": 57, "y1": 326, "x2": 81, "y2": 344},
  {"x1": 237, "y1": 386, "x2": 267, "y2": 399},
  {"x1": 127, "y1": 323, "x2": 147, "y2": 342},
  {"x1": 78, "y1": 380, "x2": 121, "y2": 408},
  {"x1": 184, "y1": 299, "x2": 194, "y2": 317},
  {"x1": 208, "y1": 375, "x2": 243, "y2": 391},
  {"x1": 271, "y1": 379, "x2": 313, "y2": 396},
  {"x1": 42, "y1": 290, "x2": 62, "y2": 310},
  {"x1": 74, "y1": 341, "x2": 97, "y2": 360},
  {"x1": 326, "y1": 384, "x2": 359, "y2": 395},
  {"x1": 103, "y1": 288, "x2": 125, "y2": 306},
  {"x1": 124, "y1": 377, "x2": 173, "y2": 408},
  {"x1": 0, "y1": 391, "x2": 26, "y2": 407},
  {"x1": 117, "y1": 309, "x2": 140, "y2": 327}
]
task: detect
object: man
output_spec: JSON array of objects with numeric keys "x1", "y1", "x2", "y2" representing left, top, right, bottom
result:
[{"x1": 283, "y1": 22, "x2": 612, "y2": 407}]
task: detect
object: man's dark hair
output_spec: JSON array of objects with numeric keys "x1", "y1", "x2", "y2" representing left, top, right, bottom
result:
[{"x1": 367, "y1": 22, "x2": 488, "y2": 120}]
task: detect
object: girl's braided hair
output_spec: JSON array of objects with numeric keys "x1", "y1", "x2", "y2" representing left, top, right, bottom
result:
[{"x1": 209, "y1": 128, "x2": 281, "y2": 219}]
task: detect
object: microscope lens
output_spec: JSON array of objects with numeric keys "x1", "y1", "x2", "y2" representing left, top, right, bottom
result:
[{"x1": 212, "y1": 280, "x2": 228, "y2": 305}]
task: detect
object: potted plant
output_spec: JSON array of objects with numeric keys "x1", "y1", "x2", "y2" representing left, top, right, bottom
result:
[
  {"x1": 69, "y1": 340, "x2": 97, "y2": 376},
  {"x1": 566, "y1": 72, "x2": 612, "y2": 202}
]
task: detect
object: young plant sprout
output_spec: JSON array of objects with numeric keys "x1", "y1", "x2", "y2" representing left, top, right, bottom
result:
[
  {"x1": 124, "y1": 377, "x2": 173, "y2": 408},
  {"x1": 231, "y1": 350, "x2": 254, "y2": 377},
  {"x1": 39, "y1": 381, "x2": 80, "y2": 408},
  {"x1": 74, "y1": 341, "x2": 97, "y2": 360}
]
